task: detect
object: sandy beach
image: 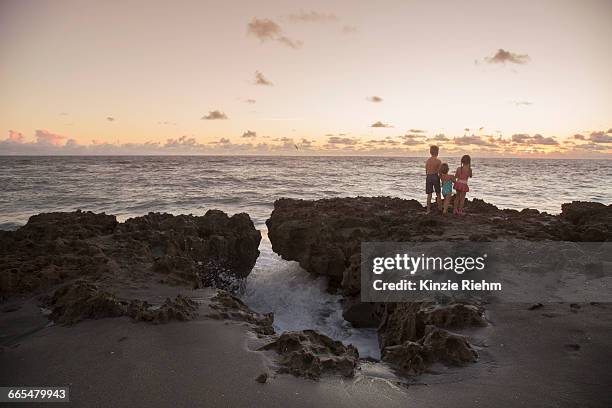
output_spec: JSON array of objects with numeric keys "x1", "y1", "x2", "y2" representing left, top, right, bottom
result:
[
  {"x1": 1, "y1": 198, "x2": 611, "y2": 407},
  {"x1": 2, "y1": 289, "x2": 611, "y2": 407}
]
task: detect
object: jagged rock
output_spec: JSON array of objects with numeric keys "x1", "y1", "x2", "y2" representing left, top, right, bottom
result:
[
  {"x1": 341, "y1": 297, "x2": 383, "y2": 328},
  {"x1": 0, "y1": 209, "x2": 261, "y2": 296},
  {"x1": 261, "y1": 330, "x2": 359, "y2": 380},
  {"x1": 46, "y1": 281, "x2": 198, "y2": 325},
  {"x1": 559, "y1": 201, "x2": 612, "y2": 241},
  {"x1": 417, "y1": 303, "x2": 486, "y2": 330},
  {"x1": 267, "y1": 197, "x2": 611, "y2": 296},
  {"x1": 382, "y1": 326, "x2": 477, "y2": 375},
  {"x1": 208, "y1": 290, "x2": 274, "y2": 335},
  {"x1": 128, "y1": 294, "x2": 198, "y2": 324},
  {"x1": 48, "y1": 281, "x2": 126, "y2": 325}
]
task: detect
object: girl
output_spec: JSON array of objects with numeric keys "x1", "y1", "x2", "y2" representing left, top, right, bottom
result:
[
  {"x1": 453, "y1": 155, "x2": 472, "y2": 215},
  {"x1": 439, "y1": 163, "x2": 455, "y2": 214}
]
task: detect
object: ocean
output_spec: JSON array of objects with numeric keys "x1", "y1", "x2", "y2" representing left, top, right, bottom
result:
[{"x1": 1, "y1": 155, "x2": 610, "y2": 358}]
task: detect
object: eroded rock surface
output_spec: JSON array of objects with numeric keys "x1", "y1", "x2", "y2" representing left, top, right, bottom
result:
[
  {"x1": 266, "y1": 197, "x2": 611, "y2": 375},
  {"x1": 261, "y1": 330, "x2": 359, "y2": 380},
  {"x1": 0, "y1": 209, "x2": 261, "y2": 296},
  {"x1": 47, "y1": 280, "x2": 198, "y2": 325},
  {"x1": 208, "y1": 290, "x2": 274, "y2": 335}
]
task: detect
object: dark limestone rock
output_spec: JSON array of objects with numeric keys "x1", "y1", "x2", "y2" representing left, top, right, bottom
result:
[
  {"x1": 207, "y1": 290, "x2": 274, "y2": 335},
  {"x1": 260, "y1": 330, "x2": 359, "y2": 380},
  {"x1": 46, "y1": 281, "x2": 198, "y2": 325},
  {"x1": 0, "y1": 209, "x2": 261, "y2": 296}
]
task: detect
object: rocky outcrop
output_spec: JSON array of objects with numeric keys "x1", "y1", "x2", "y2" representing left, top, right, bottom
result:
[
  {"x1": 0, "y1": 209, "x2": 261, "y2": 296},
  {"x1": 266, "y1": 197, "x2": 611, "y2": 375},
  {"x1": 47, "y1": 280, "x2": 198, "y2": 325},
  {"x1": 208, "y1": 290, "x2": 274, "y2": 335},
  {"x1": 260, "y1": 330, "x2": 359, "y2": 380},
  {"x1": 382, "y1": 326, "x2": 478, "y2": 375}
]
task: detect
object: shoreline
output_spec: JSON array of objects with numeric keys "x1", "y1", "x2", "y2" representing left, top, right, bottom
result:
[{"x1": 1, "y1": 197, "x2": 611, "y2": 407}]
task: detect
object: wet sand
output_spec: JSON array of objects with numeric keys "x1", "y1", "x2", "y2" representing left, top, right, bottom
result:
[{"x1": 2, "y1": 287, "x2": 611, "y2": 408}]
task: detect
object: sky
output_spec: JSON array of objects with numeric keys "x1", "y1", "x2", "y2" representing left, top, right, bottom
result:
[{"x1": 0, "y1": 0, "x2": 611, "y2": 157}]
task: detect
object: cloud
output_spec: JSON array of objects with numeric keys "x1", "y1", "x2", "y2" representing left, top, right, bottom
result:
[
  {"x1": 253, "y1": 71, "x2": 273, "y2": 86},
  {"x1": 327, "y1": 136, "x2": 360, "y2": 145},
  {"x1": 106, "y1": 116, "x2": 115, "y2": 122},
  {"x1": 511, "y1": 133, "x2": 558, "y2": 145},
  {"x1": 165, "y1": 135, "x2": 197, "y2": 148},
  {"x1": 7, "y1": 130, "x2": 24, "y2": 143},
  {"x1": 513, "y1": 100, "x2": 533, "y2": 106},
  {"x1": 367, "y1": 96, "x2": 383, "y2": 103},
  {"x1": 35, "y1": 129, "x2": 67, "y2": 145},
  {"x1": 286, "y1": 10, "x2": 338, "y2": 23},
  {"x1": 247, "y1": 18, "x2": 302, "y2": 49},
  {"x1": 409, "y1": 129, "x2": 426, "y2": 134},
  {"x1": 245, "y1": 99, "x2": 256, "y2": 104},
  {"x1": 399, "y1": 134, "x2": 427, "y2": 146},
  {"x1": 454, "y1": 135, "x2": 497, "y2": 147},
  {"x1": 573, "y1": 134, "x2": 585, "y2": 140},
  {"x1": 201, "y1": 110, "x2": 228, "y2": 120},
  {"x1": 242, "y1": 130, "x2": 257, "y2": 138},
  {"x1": 589, "y1": 131, "x2": 612, "y2": 143},
  {"x1": 342, "y1": 25, "x2": 358, "y2": 34},
  {"x1": 365, "y1": 138, "x2": 400, "y2": 146},
  {"x1": 371, "y1": 121, "x2": 392, "y2": 128},
  {"x1": 429, "y1": 133, "x2": 449, "y2": 142},
  {"x1": 485, "y1": 49, "x2": 530, "y2": 64}
]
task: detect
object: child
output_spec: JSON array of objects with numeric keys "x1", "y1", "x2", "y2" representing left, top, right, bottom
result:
[
  {"x1": 453, "y1": 154, "x2": 473, "y2": 215},
  {"x1": 425, "y1": 145, "x2": 442, "y2": 213},
  {"x1": 439, "y1": 163, "x2": 455, "y2": 214}
]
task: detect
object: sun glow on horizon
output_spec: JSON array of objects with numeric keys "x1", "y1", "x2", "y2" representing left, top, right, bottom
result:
[{"x1": 0, "y1": 0, "x2": 610, "y2": 157}]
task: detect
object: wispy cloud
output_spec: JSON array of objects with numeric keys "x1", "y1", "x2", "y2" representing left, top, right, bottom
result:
[
  {"x1": 512, "y1": 100, "x2": 533, "y2": 107},
  {"x1": 242, "y1": 130, "x2": 257, "y2": 138},
  {"x1": 342, "y1": 25, "x2": 358, "y2": 34},
  {"x1": 35, "y1": 129, "x2": 67, "y2": 145},
  {"x1": 367, "y1": 96, "x2": 383, "y2": 103},
  {"x1": 253, "y1": 71, "x2": 273, "y2": 86},
  {"x1": 327, "y1": 136, "x2": 360, "y2": 145},
  {"x1": 371, "y1": 121, "x2": 392, "y2": 128},
  {"x1": 106, "y1": 116, "x2": 115, "y2": 122},
  {"x1": 286, "y1": 10, "x2": 338, "y2": 23},
  {"x1": 511, "y1": 133, "x2": 558, "y2": 145},
  {"x1": 245, "y1": 99, "x2": 256, "y2": 104},
  {"x1": 484, "y1": 48, "x2": 530, "y2": 64},
  {"x1": 201, "y1": 110, "x2": 228, "y2": 120},
  {"x1": 247, "y1": 18, "x2": 302, "y2": 49}
]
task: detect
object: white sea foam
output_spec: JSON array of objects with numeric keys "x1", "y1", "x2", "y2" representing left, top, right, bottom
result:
[{"x1": 241, "y1": 238, "x2": 381, "y2": 359}]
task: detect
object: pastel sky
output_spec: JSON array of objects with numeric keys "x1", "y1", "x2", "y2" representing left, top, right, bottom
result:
[{"x1": 1, "y1": 0, "x2": 611, "y2": 156}]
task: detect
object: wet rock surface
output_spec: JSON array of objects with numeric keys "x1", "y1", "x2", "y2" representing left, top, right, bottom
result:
[
  {"x1": 0, "y1": 209, "x2": 261, "y2": 296},
  {"x1": 208, "y1": 290, "x2": 275, "y2": 335},
  {"x1": 260, "y1": 330, "x2": 359, "y2": 380},
  {"x1": 47, "y1": 280, "x2": 198, "y2": 325},
  {"x1": 266, "y1": 197, "x2": 611, "y2": 375}
]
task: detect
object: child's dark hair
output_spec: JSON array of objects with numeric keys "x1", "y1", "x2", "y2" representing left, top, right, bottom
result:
[
  {"x1": 461, "y1": 154, "x2": 471, "y2": 166},
  {"x1": 430, "y1": 145, "x2": 439, "y2": 156},
  {"x1": 439, "y1": 163, "x2": 449, "y2": 174}
]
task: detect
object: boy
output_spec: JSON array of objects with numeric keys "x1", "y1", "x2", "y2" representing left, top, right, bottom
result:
[{"x1": 425, "y1": 145, "x2": 442, "y2": 213}]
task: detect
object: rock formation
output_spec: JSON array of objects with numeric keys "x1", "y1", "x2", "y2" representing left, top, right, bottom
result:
[
  {"x1": 260, "y1": 330, "x2": 359, "y2": 379},
  {"x1": 207, "y1": 290, "x2": 274, "y2": 335},
  {"x1": 0, "y1": 209, "x2": 261, "y2": 296},
  {"x1": 47, "y1": 280, "x2": 198, "y2": 325},
  {"x1": 266, "y1": 197, "x2": 611, "y2": 374}
]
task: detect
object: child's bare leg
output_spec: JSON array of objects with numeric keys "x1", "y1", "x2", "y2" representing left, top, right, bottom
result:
[
  {"x1": 453, "y1": 193, "x2": 460, "y2": 214},
  {"x1": 426, "y1": 193, "x2": 432, "y2": 213},
  {"x1": 443, "y1": 195, "x2": 450, "y2": 214},
  {"x1": 436, "y1": 193, "x2": 442, "y2": 210},
  {"x1": 460, "y1": 192, "x2": 466, "y2": 213}
]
